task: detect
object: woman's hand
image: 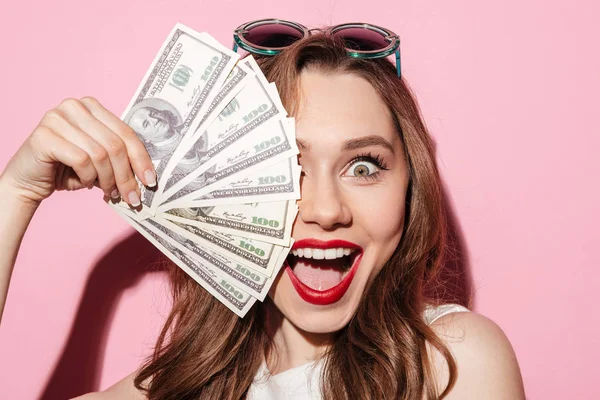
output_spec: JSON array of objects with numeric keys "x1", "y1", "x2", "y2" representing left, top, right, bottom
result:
[
  {"x1": 0, "y1": 96, "x2": 158, "y2": 322},
  {"x1": 1, "y1": 97, "x2": 156, "y2": 207}
]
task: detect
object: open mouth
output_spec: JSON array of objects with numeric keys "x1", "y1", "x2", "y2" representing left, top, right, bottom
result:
[{"x1": 285, "y1": 239, "x2": 363, "y2": 306}]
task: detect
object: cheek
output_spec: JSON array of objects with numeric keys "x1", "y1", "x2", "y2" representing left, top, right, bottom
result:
[
  {"x1": 140, "y1": 127, "x2": 153, "y2": 138},
  {"x1": 154, "y1": 126, "x2": 165, "y2": 137},
  {"x1": 356, "y1": 186, "x2": 405, "y2": 241},
  {"x1": 351, "y1": 183, "x2": 406, "y2": 272}
]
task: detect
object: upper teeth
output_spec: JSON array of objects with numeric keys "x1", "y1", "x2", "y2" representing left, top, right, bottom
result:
[{"x1": 290, "y1": 248, "x2": 355, "y2": 260}]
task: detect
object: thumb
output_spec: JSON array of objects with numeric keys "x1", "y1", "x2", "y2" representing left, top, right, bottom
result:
[{"x1": 58, "y1": 168, "x2": 91, "y2": 191}]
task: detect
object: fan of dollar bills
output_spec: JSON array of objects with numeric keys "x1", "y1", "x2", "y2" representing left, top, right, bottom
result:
[{"x1": 110, "y1": 23, "x2": 299, "y2": 318}]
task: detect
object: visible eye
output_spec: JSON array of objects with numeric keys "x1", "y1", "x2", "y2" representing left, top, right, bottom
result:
[
  {"x1": 348, "y1": 160, "x2": 378, "y2": 177},
  {"x1": 343, "y1": 153, "x2": 388, "y2": 180}
]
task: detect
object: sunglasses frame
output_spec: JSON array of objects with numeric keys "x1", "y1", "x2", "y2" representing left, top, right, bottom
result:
[{"x1": 233, "y1": 18, "x2": 402, "y2": 78}]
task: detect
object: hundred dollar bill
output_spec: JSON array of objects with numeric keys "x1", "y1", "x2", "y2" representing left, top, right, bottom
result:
[
  {"x1": 153, "y1": 215, "x2": 285, "y2": 277},
  {"x1": 179, "y1": 31, "x2": 256, "y2": 140},
  {"x1": 116, "y1": 209, "x2": 256, "y2": 317},
  {"x1": 173, "y1": 157, "x2": 301, "y2": 208},
  {"x1": 162, "y1": 200, "x2": 298, "y2": 246},
  {"x1": 113, "y1": 24, "x2": 239, "y2": 217},
  {"x1": 157, "y1": 118, "x2": 298, "y2": 210},
  {"x1": 157, "y1": 56, "x2": 289, "y2": 203},
  {"x1": 267, "y1": 82, "x2": 286, "y2": 111},
  {"x1": 145, "y1": 218, "x2": 275, "y2": 300},
  {"x1": 151, "y1": 62, "x2": 256, "y2": 213}
]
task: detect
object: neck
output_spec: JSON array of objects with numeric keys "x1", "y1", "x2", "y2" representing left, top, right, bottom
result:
[{"x1": 266, "y1": 305, "x2": 334, "y2": 375}]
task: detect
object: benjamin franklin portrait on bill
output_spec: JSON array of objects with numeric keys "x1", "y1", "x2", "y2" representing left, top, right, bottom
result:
[{"x1": 124, "y1": 98, "x2": 184, "y2": 159}]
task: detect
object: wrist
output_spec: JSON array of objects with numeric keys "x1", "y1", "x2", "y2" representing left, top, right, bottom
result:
[{"x1": 0, "y1": 173, "x2": 41, "y2": 214}]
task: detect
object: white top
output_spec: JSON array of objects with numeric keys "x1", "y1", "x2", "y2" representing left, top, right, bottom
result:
[{"x1": 247, "y1": 303, "x2": 470, "y2": 400}]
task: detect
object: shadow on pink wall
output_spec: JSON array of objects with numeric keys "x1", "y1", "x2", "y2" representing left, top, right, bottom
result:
[
  {"x1": 38, "y1": 189, "x2": 473, "y2": 399},
  {"x1": 39, "y1": 232, "x2": 165, "y2": 399}
]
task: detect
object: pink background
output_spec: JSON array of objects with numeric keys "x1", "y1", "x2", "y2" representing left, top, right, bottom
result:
[{"x1": 1, "y1": 0, "x2": 598, "y2": 398}]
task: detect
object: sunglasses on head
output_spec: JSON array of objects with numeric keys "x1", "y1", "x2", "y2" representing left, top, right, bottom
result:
[{"x1": 233, "y1": 18, "x2": 402, "y2": 78}]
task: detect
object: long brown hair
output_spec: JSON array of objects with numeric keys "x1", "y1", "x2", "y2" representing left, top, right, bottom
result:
[{"x1": 135, "y1": 33, "x2": 465, "y2": 399}]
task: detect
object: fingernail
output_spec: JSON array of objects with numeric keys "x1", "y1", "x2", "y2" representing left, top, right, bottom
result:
[
  {"x1": 110, "y1": 189, "x2": 120, "y2": 199},
  {"x1": 128, "y1": 191, "x2": 141, "y2": 207},
  {"x1": 144, "y1": 169, "x2": 157, "y2": 188}
]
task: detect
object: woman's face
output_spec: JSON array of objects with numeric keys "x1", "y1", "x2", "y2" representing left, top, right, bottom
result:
[{"x1": 269, "y1": 70, "x2": 409, "y2": 333}]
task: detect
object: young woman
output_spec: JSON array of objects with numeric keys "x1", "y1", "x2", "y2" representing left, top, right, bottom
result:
[{"x1": 0, "y1": 21, "x2": 525, "y2": 399}]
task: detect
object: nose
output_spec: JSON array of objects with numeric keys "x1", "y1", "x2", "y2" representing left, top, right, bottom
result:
[
  {"x1": 148, "y1": 116, "x2": 160, "y2": 127},
  {"x1": 297, "y1": 174, "x2": 352, "y2": 230}
]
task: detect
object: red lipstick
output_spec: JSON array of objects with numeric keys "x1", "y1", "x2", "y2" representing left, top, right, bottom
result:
[
  {"x1": 286, "y1": 239, "x2": 363, "y2": 306},
  {"x1": 291, "y1": 239, "x2": 361, "y2": 251}
]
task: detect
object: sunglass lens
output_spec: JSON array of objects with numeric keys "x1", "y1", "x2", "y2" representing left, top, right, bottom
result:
[
  {"x1": 244, "y1": 23, "x2": 304, "y2": 49},
  {"x1": 332, "y1": 27, "x2": 390, "y2": 51}
]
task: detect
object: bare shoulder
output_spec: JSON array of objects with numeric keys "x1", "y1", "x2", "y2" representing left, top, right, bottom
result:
[
  {"x1": 427, "y1": 311, "x2": 526, "y2": 399},
  {"x1": 70, "y1": 372, "x2": 146, "y2": 400}
]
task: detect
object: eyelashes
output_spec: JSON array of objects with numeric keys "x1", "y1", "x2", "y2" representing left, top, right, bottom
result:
[{"x1": 352, "y1": 152, "x2": 389, "y2": 170}]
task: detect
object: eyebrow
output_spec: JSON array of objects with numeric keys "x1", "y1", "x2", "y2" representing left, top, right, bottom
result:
[{"x1": 296, "y1": 135, "x2": 395, "y2": 153}]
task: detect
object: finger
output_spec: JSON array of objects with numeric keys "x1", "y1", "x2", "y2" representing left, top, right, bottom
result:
[
  {"x1": 62, "y1": 170, "x2": 88, "y2": 191},
  {"x1": 79, "y1": 97, "x2": 156, "y2": 188},
  {"x1": 58, "y1": 98, "x2": 139, "y2": 201},
  {"x1": 43, "y1": 106, "x2": 118, "y2": 199},
  {"x1": 55, "y1": 163, "x2": 85, "y2": 192},
  {"x1": 30, "y1": 126, "x2": 99, "y2": 189}
]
